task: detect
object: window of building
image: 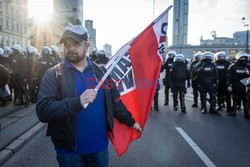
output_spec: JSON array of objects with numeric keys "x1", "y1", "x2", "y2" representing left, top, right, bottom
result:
[
  {"x1": 12, "y1": 22, "x2": 14, "y2": 31},
  {"x1": 11, "y1": 7, "x2": 13, "y2": 17},
  {"x1": 16, "y1": 23, "x2": 19, "y2": 32},
  {"x1": 6, "y1": 36, "x2": 9, "y2": 46},
  {"x1": 5, "y1": 4, "x2": 8, "y2": 14},
  {"x1": 6, "y1": 20, "x2": 9, "y2": 29},
  {"x1": 24, "y1": 26, "x2": 27, "y2": 35},
  {"x1": 0, "y1": 1, "x2": 2, "y2": 12}
]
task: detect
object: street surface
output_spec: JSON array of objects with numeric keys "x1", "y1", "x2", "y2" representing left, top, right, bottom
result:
[{"x1": 2, "y1": 88, "x2": 250, "y2": 167}]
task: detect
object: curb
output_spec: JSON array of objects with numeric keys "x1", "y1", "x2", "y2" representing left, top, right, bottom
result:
[{"x1": 0, "y1": 122, "x2": 46, "y2": 165}]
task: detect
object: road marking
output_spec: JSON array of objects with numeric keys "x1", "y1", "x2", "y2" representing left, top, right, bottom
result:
[{"x1": 175, "y1": 127, "x2": 216, "y2": 167}]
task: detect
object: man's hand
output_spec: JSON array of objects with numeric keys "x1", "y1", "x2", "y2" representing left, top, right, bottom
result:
[
  {"x1": 133, "y1": 122, "x2": 143, "y2": 134},
  {"x1": 80, "y1": 89, "x2": 97, "y2": 107},
  {"x1": 227, "y1": 86, "x2": 232, "y2": 92}
]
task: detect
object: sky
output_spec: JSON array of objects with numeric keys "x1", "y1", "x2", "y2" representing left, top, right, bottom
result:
[
  {"x1": 28, "y1": 0, "x2": 250, "y2": 54},
  {"x1": 84, "y1": 0, "x2": 250, "y2": 54}
]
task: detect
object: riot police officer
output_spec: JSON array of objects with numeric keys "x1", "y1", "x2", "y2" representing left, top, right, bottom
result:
[
  {"x1": 26, "y1": 46, "x2": 38, "y2": 103},
  {"x1": 161, "y1": 51, "x2": 176, "y2": 105},
  {"x1": 227, "y1": 52, "x2": 250, "y2": 118},
  {"x1": 196, "y1": 52, "x2": 218, "y2": 114},
  {"x1": 9, "y1": 44, "x2": 28, "y2": 105},
  {"x1": 95, "y1": 50, "x2": 109, "y2": 66},
  {"x1": 0, "y1": 48, "x2": 11, "y2": 69},
  {"x1": 214, "y1": 52, "x2": 231, "y2": 113},
  {"x1": 170, "y1": 54, "x2": 190, "y2": 113},
  {"x1": 190, "y1": 52, "x2": 202, "y2": 107},
  {"x1": 35, "y1": 46, "x2": 56, "y2": 86},
  {"x1": 51, "y1": 45, "x2": 61, "y2": 63},
  {"x1": 0, "y1": 49, "x2": 11, "y2": 106}
]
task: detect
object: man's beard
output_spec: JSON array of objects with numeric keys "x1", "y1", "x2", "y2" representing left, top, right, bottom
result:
[{"x1": 66, "y1": 52, "x2": 85, "y2": 64}]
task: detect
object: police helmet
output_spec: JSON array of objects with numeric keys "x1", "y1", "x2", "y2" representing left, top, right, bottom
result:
[
  {"x1": 202, "y1": 52, "x2": 214, "y2": 61},
  {"x1": 11, "y1": 44, "x2": 22, "y2": 53},
  {"x1": 91, "y1": 48, "x2": 98, "y2": 56},
  {"x1": 214, "y1": 51, "x2": 226, "y2": 61},
  {"x1": 194, "y1": 52, "x2": 203, "y2": 61},
  {"x1": 235, "y1": 52, "x2": 248, "y2": 60},
  {"x1": 4, "y1": 47, "x2": 12, "y2": 57},
  {"x1": 50, "y1": 45, "x2": 59, "y2": 54},
  {"x1": 42, "y1": 46, "x2": 51, "y2": 56},
  {"x1": 167, "y1": 51, "x2": 177, "y2": 59},
  {"x1": 90, "y1": 48, "x2": 98, "y2": 61},
  {"x1": 96, "y1": 50, "x2": 108, "y2": 64},
  {"x1": 174, "y1": 54, "x2": 185, "y2": 62},
  {"x1": 27, "y1": 46, "x2": 37, "y2": 55},
  {"x1": 0, "y1": 48, "x2": 4, "y2": 56}
]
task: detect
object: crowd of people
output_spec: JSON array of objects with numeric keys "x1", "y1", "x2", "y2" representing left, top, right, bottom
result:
[
  {"x1": 154, "y1": 50, "x2": 250, "y2": 119},
  {"x1": 0, "y1": 44, "x2": 109, "y2": 108}
]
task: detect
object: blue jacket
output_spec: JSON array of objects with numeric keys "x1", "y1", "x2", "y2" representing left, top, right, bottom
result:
[{"x1": 36, "y1": 60, "x2": 135, "y2": 151}]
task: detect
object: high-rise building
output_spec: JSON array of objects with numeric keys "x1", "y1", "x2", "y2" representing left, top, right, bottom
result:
[
  {"x1": 85, "y1": 20, "x2": 96, "y2": 51},
  {"x1": 53, "y1": 0, "x2": 83, "y2": 26},
  {"x1": 103, "y1": 44, "x2": 112, "y2": 57},
  {"x1": 0, "y1": 0, "x2": 31, "y2": 48},
  {"x1": 234, "y1": 30, "x2": 250, "y2": 44},
  {"x1": 31, "y1": 0, "x2": 84, "y2": 49},
  {"x1": 172, "y1": 0, "x2": 189, "y2": 46}
]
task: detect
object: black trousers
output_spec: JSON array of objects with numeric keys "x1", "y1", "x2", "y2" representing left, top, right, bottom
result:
[
  {"x1": 192, "y1": 82, "x2": 199, "y2": 104},
  {"x1": 217, "y1": 84, "x2": 231, "y2": 112},
  {"x1": 200, "y1": 82, "x2": 216, "y2": 112},
  {"x1": 154, "y1": 88, "x2": 159, "y2": 108},
  {"x1": 172, "y1": 85, "x2": 186, "y2": 109},
  {"x1": 232, "y1": 85, "x2": 248, "y2": 115},
  {"x1": 164, "y1": 81, "x2": 171, "y2": 103}
]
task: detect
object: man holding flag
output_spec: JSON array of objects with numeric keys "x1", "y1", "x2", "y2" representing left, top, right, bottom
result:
[
  {"x1": 36, "y1": 3, "x2": 172, "y2": 166},
  {"x1": 36, "y1": 23, "x2": 142, "y2": 167}
]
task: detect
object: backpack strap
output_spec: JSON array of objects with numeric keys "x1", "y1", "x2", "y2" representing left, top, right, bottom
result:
[{"x1": 54, "y1": 63, "x2": 64, "y2": 97}]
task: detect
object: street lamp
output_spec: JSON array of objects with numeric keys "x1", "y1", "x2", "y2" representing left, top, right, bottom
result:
[{"x1": 242, "y1": 17, "x2": 249, "y2": 54}]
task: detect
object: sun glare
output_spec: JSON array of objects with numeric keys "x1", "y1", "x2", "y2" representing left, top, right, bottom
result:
[{"x1": 28, "y1": 0, "x2": 53, "y2": 22}]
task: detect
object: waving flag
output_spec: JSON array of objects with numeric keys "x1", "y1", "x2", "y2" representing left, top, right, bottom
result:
[{"x1": 104, "y1": 6, "x2": 172, "y2": 156}]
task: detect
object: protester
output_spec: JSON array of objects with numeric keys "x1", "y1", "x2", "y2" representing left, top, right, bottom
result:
[{"x1": 36, "y1": 23, "x2": 142, "y2": 167}]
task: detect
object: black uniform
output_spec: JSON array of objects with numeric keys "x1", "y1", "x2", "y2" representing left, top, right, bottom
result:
[
  {"x1": 161, "y1": 58, "x2": 174, "y2": 105},
  {"x1": 215, "y1": 59, "x2": 231, "y2": 112},
  {"x1": 153, "y1": 80, "x2": 160, "y2": 111},
  {"x1": 227, "y1": 60, "x2": 250, "y2": 117},
  {"x1": 190, "y1": 60, "x2": 200, "y2": 107},
  {"x1": 9, "y1": 53, "x2": 28, "y2": 105},
  {"x1": 35, "y1": 55, "x2": 56, "y2": 86},
  {"x1": 26, "y1": 53, "x2": 38, "y2": 103},
  {"x1": 196, "y1": 60, "x2": 218, "y2": 113},
  {"x1": 170, "y1": 61, "x2": 190, "y2": 112},
  {"x1": 0, "y1": 57, "x2": 11, "y2": 106}
]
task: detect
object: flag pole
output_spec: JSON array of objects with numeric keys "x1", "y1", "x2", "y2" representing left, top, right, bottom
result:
[{"x1": 83, "y1": 43, "x2": 130, "y2": 108}]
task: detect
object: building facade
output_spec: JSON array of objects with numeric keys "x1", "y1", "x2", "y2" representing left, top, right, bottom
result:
[
  {"x1": 169, "y1": 44, "x2": 246, "y2": 59},
  {"x1": 85, "y1": 20, "x2": 96, "y2": 51},
  {"x1": 103, "y1": 43, "x2": 112, "y2": 57},
  {"x1": 53, "y1": 0, "x2": 83, "y2": 26},
  {"x1": 172, "y1": 0, "x2": 188, "y2": 46},
  {"x1": 0, "y1": 0, "x2": 30, "y2": 48},
  {"x1": 233, "y1": 30, "x2": 250, "y2": 44},
  {"x1": 31, "y1": 0, "x2": 84, "y2": 50}
]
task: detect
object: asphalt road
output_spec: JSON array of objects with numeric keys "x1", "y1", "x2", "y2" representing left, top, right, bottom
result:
[{"x1": 3, "y1": 88, "x2": 250, "y2": 167}]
